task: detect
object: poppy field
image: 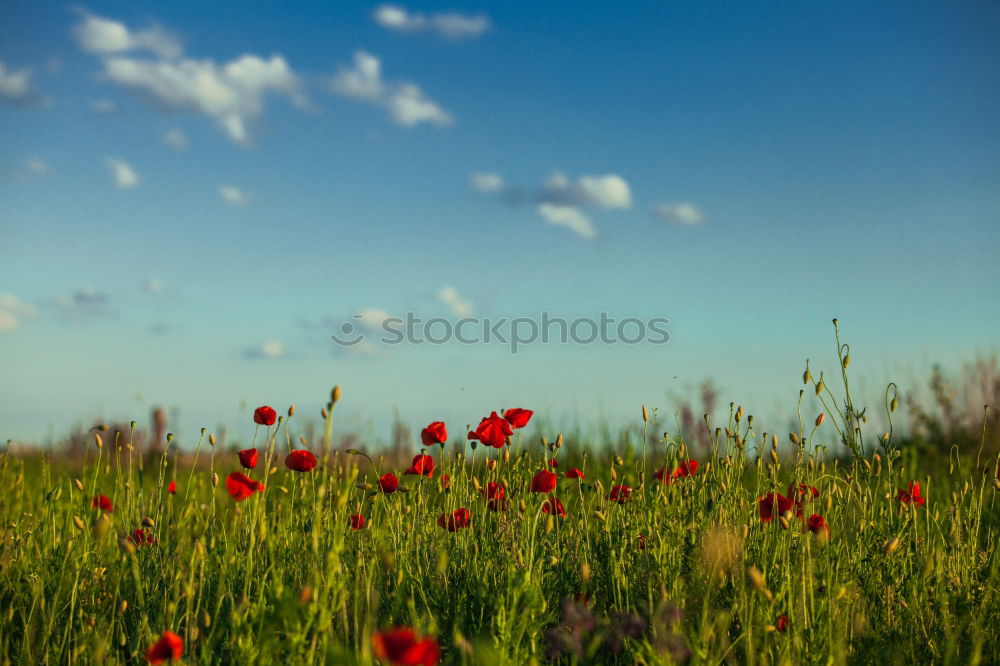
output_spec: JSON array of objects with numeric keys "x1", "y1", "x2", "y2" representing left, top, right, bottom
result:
[{"x1": 2, "y1": 331, "x2": 999, "y2": 665}]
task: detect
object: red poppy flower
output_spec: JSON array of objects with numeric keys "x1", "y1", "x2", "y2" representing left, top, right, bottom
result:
[
  {"x1": 437, "y1": 507, "x2": 471, "y2": 532},
  {"x1": 238, "y1": 448, "x2": 258, "y2": 469},
  {"x1": 896, "y1": 481, "x2": 925, "y2": 507},
  {"x1": 379, "y1": 473, "x2": 399, "y2": 494},
  {"x1": 637, "y1": 533, "x2": 648, "y2": 550},
  {"x1": 420, "y1": 421, "x2": 447, "y2": 447},
  {"x1": 673, "y1": 459, "x2": 698, "y2": 478},
  {"x1": 130, "y1": 528, "x2": 158, "y2": 547},
  {"x1": 467, "y1": 411, "x2": 513, "y2": 448},
  {"x1": 806, "y1": 514, "x2": 830, "y2": 537},
  {"x1": 226, "y1": 471, "x2": 264, "y2": 501},
  {"x1": 776, "y1": 615, "x2": 789, "y2": 632},
  {"x1": 788, "y1": 483, "x2": 819, "y2": 505},
  {"x1": 481, "y1": 482, "x2": 508, "y2": 511},
  {"x1": 285, "y1": 450, "x2": 317, "y2": 472},
  {"x1": 542, "y1": 497, "x2": 566, "y2": 517},
  {"x1": 372, "y1": 628, "x2": 439, "y2": 666},
  {"x1": 503, "y1": 408, "x2": 534, "y2": 429},
  {"x1": 253, "y1": 405, "x2": 277, "y2": 426},
  {"x1": 167, "y1": 480, "x2": 176, "y2": 495},
  {"x1": 565, "y1": 467, "x2": 584, "y2": 480},
  {"x1": 440, "y1": 474, "x2": 450, "y2": 490},
  {"x1": 349, "y1": 514, "x2": 366, "y2": 530},
  {"x1": 530, "y1": 469, "x2": 558, "y2": 494},
  {"x1": 608, "y1": 485, "x2": 631, "y2": 503},
  {"x1": 92, "y1": 494, "x2": 113, "y2": 512},
  {"x1": 146, "y1": 630, "x2": 183, "y2": 664},
  {"x1": 758, "y1": 492, "x2": 793, "y2": 522},
  {"x1": 404, "y1": 453, "x2": 435, "y2": 478},
  {"x1": 547, "y1": 458, "x2": 559, "y2": 468}
]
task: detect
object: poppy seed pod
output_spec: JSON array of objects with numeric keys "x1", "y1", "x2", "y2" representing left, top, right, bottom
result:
[
  {"x1": 803, "y1": 366, "x2": 812, "y2": 384},
  {"x1": 816, "y1": 380, "x2": 825, "y2": 395},
  {"x1": 331, "y1": 385, "x2": 342, "y2": 403}
]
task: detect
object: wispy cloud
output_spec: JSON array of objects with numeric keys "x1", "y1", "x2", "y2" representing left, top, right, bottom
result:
[
  {"x1": 331, "y1": 51, "x2": 452, "y2": 127},
  {"x1": 471, "y1": 170, "x2": 632, "y2": 240},
  {"x1": 244, "y1": 340, "x2": 285, "y2": 360},
  {"x1": 105, "y1": 157, "x2": 139, "y2": 189},
  {"x1": 374, "y1": 5, "x2": 490, "y2": 40},
  {"x1": 218, "y1": 185, "x2": 249, "y2": 206},
  {"x1": 75, "y1": 12, "x2": 307, "y2": 145},
  {"x1": 652, "y1": 202, "x2": 706, "y2": 226},
  {"x1": 0, "y1": 293, "x2": 37, "y2": 333},
  {"x1": 163, "y1": 128, "x2": 189, "y2": 151},
  {"x1": 55, "y1": 286, "x2": 113, "y2": 321},
  {"x1": 437, "y1": 286, "x2": 473, "y2": 317},
  {"x1": 0, "y1": 60, "x2": 38, "y2": 106},
  {"x1": 92, "y1": 99, "x2": 117, "y2": 114}
]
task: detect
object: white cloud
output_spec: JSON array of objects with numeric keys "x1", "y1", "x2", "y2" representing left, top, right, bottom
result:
[
  {"x1": 244, "y1": 340, "x2": 284, "y2": 359},
  {"x1": 577, "y1": 174, "x2": 632, "y2": 209},
  {"x1": 0, "y1": 60, "x2": 35, "y2": 104},
  {"x1": 469, "y1": 172, "x2": 504, "y2": 193},
  {"x1": 331, "y1": 51, "x2": 452, "y2": 127},
  {"x1": 653, "y1": 202, "x2": 706, "y2": 226},
  {"x1": 26, "y1": 156, "x2": 48, "y2": 176},
  {"x1": 373, "y1": 5, "x2": 490, "y2": 40},
  {"x1": 217, "y1": 185, "x2": 249, "y2": 206},
  {"x1": 537, "y1": 203, "x2": 596, "y2": 240},
  {"x1": 101, "y1": 54, "x2": 306, "y2": 144},
  {"x1": 105, "y1": 157, "x2": 139, "y2": 189},
  {"x1": 0, "y1": 293, "x2": 37, "y2": 332},
  {"x1": 73, "y1": 13, "x2": 182, "y2": 59},
  {"x1": 357, "y1": 308, "x2": 395, "y2": 329},
  {"x1": 438, "y1": 286, "x2": 473, "y2": 317},
  {"x1": 163, "y1": 128, "x2": 189, "y2": 151},
  {"x1": 92, "y1": 99, "x2": 117, "y2": 113},
  {"x1": 55, "y1": 286, "x2": 112, "y2": 320}
]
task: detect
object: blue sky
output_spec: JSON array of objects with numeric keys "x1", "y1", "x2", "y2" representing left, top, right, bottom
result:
[{"x1": 1, "y1": 1, "x2": 998, "y2": 445}]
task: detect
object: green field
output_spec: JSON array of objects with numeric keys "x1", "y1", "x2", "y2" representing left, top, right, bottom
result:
[{"x1": 2, "y1": 334, "x2": 999, "y2": 665}]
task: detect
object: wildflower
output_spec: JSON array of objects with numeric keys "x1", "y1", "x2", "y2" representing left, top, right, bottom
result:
[
  {"x1": 503, "y1": 408, "x2": 534, "y2": 429},
  {"x1": 530, "y1": 469, "x2": 558, "y2": 494},
  {"x1": 285, "y1": 450, "x2": 317, "y2": 472},
  {"x1": 788, "y1": 483, "x2": 819, "y2": 505},
  {"x1": 92, "y1": 495, "x2": 113, "y2": 512},
  {"x1": 238, "y1": 448, "x2": 258, "y2": 469},
  {"x1": 438, "y1": 508, "x2": 471, "y2": 532},
  {"x1": 806, "y1": 514, "x2": 830, "y2": 537},
  {"x1": 349, "y1": 514, "x2": 366, "y2": 530},
  {"x1": 637, "y1": 533, "x2": 648, "y2": 549},
  {"x1": 145, "y1": 630, "x2": 183, "y2": 664},
  {"x1": 608, "y1": 485, "x2": 631, "y2": 503},
  {"x1": 253, "y1": 406, "x2": 277, "y2": 426},
  {"x1": 542, "y1": 497, "x2": 567, "y2": 517},
  {"x1": 225, "y1": 472, "x2": 264, "y2": 501},
  {"x1": 482, "y1": 482, "x2": 508, "y2": 511},
  {"x1": 654, "y1": 460, "x2": 699, "y2": 483},
  {"x1": 167, "y1": 480, "x2": 176, "y2": 495},
  {"x1": 372, "y1": 628, "x2": 439, "y2": 666},
  {"x1": 379, "y1": 473, "x2": 400, "y2": 494},
  {"x1": 130, "y1": 528, "x2": 158, "y2": 547},
  {"x1": 420, "y1": 421, "x2": 447, "y2": 447},
  {"x1": 758, "y1": 493, "x2": 793, "y2": 522},
  {"x1": 776, "y1": 615, "x2": 789, "y2": 632},
  {"x1": 565, "y1": 467, "x2": 584, "y2": 480},
  {"x1": 404, "y1": 453, "x2": 435, "y2": 478},
  {"x1": 896, "y1": 481, "x2": 925, "y2": 507},
  {"x1": 467, "y1": 412, "x2": 513, "y2": 448},
  {"x1": 548, "y1": 458, "x2": 559, "y2": 468}
]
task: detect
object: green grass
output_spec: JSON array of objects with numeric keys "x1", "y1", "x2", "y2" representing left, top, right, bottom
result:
[{"x1": 1, "y1": 328, "x2": 999, "y2": 665}]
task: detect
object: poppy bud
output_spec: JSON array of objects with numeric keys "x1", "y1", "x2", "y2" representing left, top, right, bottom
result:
[
  {"x1": 890, "y1": 397, "x2": 898, "y2": 412},
  {"x1": 331, "y1": 385, "x2": 342, "y2": 403},
  {"x1": 503, "y1": 448, "x2": 510, "y2": 463},
  {"x1": 789, "y1": 432, "x2": 800, "y2": 445},
  {"x1": 992, "y1": 479, "x2": 1000, "y2": 491},
  {"x1": 842, "y1": 354, "x2": 851, "y2": 368},
  {"x1": 92, "y1": 514, "x2": 111, "y2": 540},
  {"x1": 201, "y1": 611, "x2": 211, "y2": 628},
  {"x1": 73, "y1": 515, "x2": 85, "y2": 531},
  {"x1": 613, "y1": 454, "x2": 623, "y2": 466},
  {"x1": 593, "y1": 510, "x2": 606, "y2": 521},
  {"x1": 580, "y1": 562, "x2": 591, "y2": 582},
  {"x1": 715, "y1": 427, "x2": 722, "y2": 439},
  {"x1": 724, "y1": 454, "x2": 732, "y2": 467},
  {"x1": 882, "y1": 537, "x2": 900, "y2": 554},
  {"x1": 725, "y1": 427, "x2": 733, "y2": 438},
  {"x1": 610, "y1": 468, "x2": 618, "y2": 481},
  {"x1": 74, "y1": 478, "x2": 84, "y2": 492},
  {"x1": 141, "y1": 517, "x2": 155, "y2": 528},
  {"x1": 487, "y1": 459, "x2": 497, "y2": 470},
  {"x1": 356, "y1": 483, "x2": 372, "y2": 491},
  {"x1": 740, "y1": 525, "x2": 749, "y2": 539},
  {"x1": 546, "y1": 556, "x2": 559, "y2": 567},
  {"x1": 735, "y1": 406, "x2": 743, "y2": 422},
  {"x1": 95, "y1": 434, "x2": 103, "y2": 449},
  {"x1": 862, "y1": 459, "x2": 872, "y2": 472},
  {"x1": 472, "y1": 477, "x2": 481, "y2": 492},
  {"x1": 816, "y1": 380, "x2": 825, "y2": 395},
  {"x1": 815, "y1": 413, "x2": 825, "y2": 426},
  {"x1": 209, "y1": 433, "x2": 216, "y2": 446},
  {"x1": 518, "y1": 500, "x2": 527, "y2": 513},
  {"x1": 642, "y1": 405, "x2": 649, "y2": 422},
  {"x1": 771, "y1": 434, "x2": 778, "y2": 449},
  {"x1": 556, "y1": 433, "x2": 564, "y2": 448},
  {"x1": 321, "y1": 407, "x2": 329, "y2": 419},
  {"x1": 212, "y1": 473, "x2": 219, "y2": 488},
  {"x1": 778, "y1": 516, "x2": 790, "y2": 530},
  {"x1": 803, "y1": 365, "x2": 812, "y2": 384},
  {"x1": 545, "y1": 515, "x2": 554, "y2": 534},
  {"x1": 769, "y1": 450, "x2": 779, "y2": 465},
  {"x1": 748, "y1": 415, "x2": 753, "y2": 425},
  {"x1": 130, "y1": 420, "x2": 137, "y2": 429},
  {"x1": 288, "y1": 405, "x2": 295, "y2": 417},
  {"x1": 119, "y1": 601, "x2": 128, "y2": 615}
]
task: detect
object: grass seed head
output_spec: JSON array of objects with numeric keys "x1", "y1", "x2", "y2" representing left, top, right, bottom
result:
[{"x1": 73, "y1": 478, "x2": 84, "y2": 492}]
